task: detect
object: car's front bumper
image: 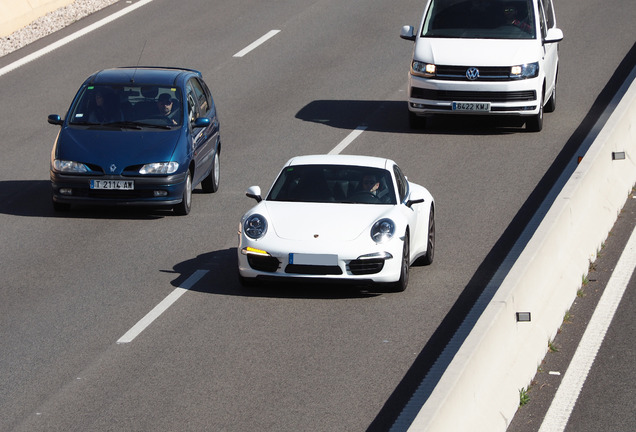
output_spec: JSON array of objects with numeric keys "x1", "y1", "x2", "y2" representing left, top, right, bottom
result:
[
  {"x1": 237, "y1": 233, "x2": 404, "y2": 285},
  {"x1": 407, "y1": 74, "x2": 542, "y2": 116},
  {"x1": 50, "y1": 171, "x2": 188, "y2": 207}
]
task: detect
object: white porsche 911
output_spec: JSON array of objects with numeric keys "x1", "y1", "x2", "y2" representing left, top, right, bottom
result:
[{"x1": 237, "y1": 154, "x2": 435, "y2": 291}]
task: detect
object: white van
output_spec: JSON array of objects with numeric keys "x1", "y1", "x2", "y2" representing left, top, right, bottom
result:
[{"x1": 400, "y1": 0, "x2": 563, "y2": 131}]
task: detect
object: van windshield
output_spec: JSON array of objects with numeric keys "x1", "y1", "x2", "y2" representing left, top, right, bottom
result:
[{"x1": 421, "y1": 0, "x2": 536, "y2": 39}]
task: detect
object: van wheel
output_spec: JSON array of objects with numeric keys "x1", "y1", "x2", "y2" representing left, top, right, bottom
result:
[
  {"x1": 545, "y1": 82, "x2": 557, "y2": 113},
  {"x1": 409, "y1": 111, "x2": 426, "y2": 129},
  {"x1": 526, "y1": 96, "x2": 544, "y2": 132}
]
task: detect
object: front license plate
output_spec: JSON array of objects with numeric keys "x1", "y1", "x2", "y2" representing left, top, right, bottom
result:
[
  {"x1": 289, "y1": 253, "x2": 338, "y2": 266},
  {"x1": 452, "y1": 102, "x2": 491, "y2": 112},
  {"x1": 90, "y1": 179, "x2": 134, "y2": 190}
]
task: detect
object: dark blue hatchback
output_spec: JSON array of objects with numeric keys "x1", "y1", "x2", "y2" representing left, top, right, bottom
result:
[{"x1": 48, "y1": 66, "x2": 221, "y2": 215}]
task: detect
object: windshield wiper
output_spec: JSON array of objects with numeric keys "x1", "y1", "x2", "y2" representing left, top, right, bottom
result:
[{"x1": 102, "y1": 121, "x2": 174, "y2": 130}]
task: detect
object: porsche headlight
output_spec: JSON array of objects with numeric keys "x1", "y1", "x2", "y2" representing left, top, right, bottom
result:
[
  {"x1": 139, "y1": 162, "x2": 179, "y2": 175},
  {"x1": 244, "y1": 214, "x2": 268, "y2": 239},
  {"x1": 53, "y1": 159, "x2": 89, "y2": 173},
  {"x1": 371, "y1": 218, "x2": 395, "y2": 244},
  {"x1": 510, "y1": 62, "x2": 539, "y2": 79},
  {"x1": 411, "y1": 61, "x2": 436, "y2": 78}
]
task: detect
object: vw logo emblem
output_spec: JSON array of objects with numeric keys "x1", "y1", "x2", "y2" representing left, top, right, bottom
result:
[
  {"x1": 466, "y1": 67, "x2": 480, "y2": 80},
  {"x1": 110, "y1": 164, "x2": 117, "y2": 173}
]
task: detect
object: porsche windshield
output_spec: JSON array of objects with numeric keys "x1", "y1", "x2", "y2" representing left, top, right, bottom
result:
[
  {"x1": 68, "y1": 84, "x2": 183, "y2": 127},
  {"x1": 421, "y1": 0, "x2": 536, "y2": 39},
  {"x1": 267, "y1": 165, "x2": 397, "y2": 205}
]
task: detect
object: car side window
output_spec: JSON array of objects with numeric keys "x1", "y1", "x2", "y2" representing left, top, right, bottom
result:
[
  {"x1": 544, "y1": 0, "x2": 555, "y2": 29},
  {"x1": 190, "y1": 78, "x2": 210, "y2": 115},
  {"x1": 185, "y1": 82, "x2": 198, "y2": 123},
  {"x1": 538, "y1": 0, "x2": 548, "y2": 38},
  {"x1": 393, "y1": 165, "x2": 408, "y2": 203}
]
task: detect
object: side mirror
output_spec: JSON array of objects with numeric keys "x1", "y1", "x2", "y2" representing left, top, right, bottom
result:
[
  {"x1": 246, "y1": 185, "x2": 262, "y2": 202},
  {"x1": 400, "y1": 25, "x2": 416, "y2": 41},
  {"x1": 47, "y1": 114, "x2": 63, "y2": 125},
  {"x1": 192, "y1": 117, "x2": 211, "y2": 128},
  {"x1": 406, "y1": 198, "x2": 424, "y2": 208},
  {"x1": 544, "y1": 28, "x2": 564, "y2": 44}
]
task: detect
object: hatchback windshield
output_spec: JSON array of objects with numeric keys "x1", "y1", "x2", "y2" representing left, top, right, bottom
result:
[
  {"x1": 267, "y1": 165, "x2": 397, "y2": 204},
  {"x1": 69, "y1": 84, "x2": 183, "y2": 127},
  {"x1": 422, "y1": 0, "x2": 536, "y2": 39}
]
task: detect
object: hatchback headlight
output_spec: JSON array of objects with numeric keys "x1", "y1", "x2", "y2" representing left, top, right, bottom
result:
[
  {"x1": 510, "y1": 62, "x2": 539, "y2": 79},
  {"x1": 244, "y1": 214, "x2": 268, "y2": 239},
  {"x1": 411, "y1": 61, "x2": 436, "y2": 78},
  {"x1": 139, "y1": 162, "x2": 179, "y2": 175},
  {"x1": 371, "y1": 218, "x2": 395, "y2": 244},
  {"x1": 53, "y1": 159, "x2": 88, "y2": 173}
]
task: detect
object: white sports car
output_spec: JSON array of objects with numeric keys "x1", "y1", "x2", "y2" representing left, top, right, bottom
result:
[{"x1": 237, "y1": 154, "x2": 435, "y2": 291}]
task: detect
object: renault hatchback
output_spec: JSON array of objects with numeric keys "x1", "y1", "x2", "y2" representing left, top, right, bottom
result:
[
  {"x1": 400, "y1": 0, "x2": 563, "y2": 131},
  {"x1": 48, "y1": 67, "x2": 221, "y2": 215}
]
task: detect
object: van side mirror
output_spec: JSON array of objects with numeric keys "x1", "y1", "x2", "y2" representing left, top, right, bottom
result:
[
  {"x1": 400, "y1": 25, "x2": 416, "y2": 41},
  {"x1": 544, "y1": 28, "x2": 564, "y2": 44}
]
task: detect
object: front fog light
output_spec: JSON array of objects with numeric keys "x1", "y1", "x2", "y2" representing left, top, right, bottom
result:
[
  {"x1": 154, "y1": 190, "x2": 168, "y2": 197},
  {"x1": 59, "y1": 188, "x2": 73, "y2": 195}
]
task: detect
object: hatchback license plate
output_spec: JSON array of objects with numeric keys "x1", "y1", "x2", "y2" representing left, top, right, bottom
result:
[
  {"x1": 452, "y1": 102, "x2": 490, "y2": 112},
  {"x1": 90, "y1": 180, "x2": 134, "y2": 190},
  {"x1": 289, "y1": 253, "x2": 338, "y2": 266}
]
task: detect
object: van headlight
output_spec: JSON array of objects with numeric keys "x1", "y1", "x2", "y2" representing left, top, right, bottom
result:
[
  {"x1": 411, "y1": 61, "x2": 436, "y2": 78},
  {"x1": 510, "y1": 62, "x2": 539, "y2": 79}
]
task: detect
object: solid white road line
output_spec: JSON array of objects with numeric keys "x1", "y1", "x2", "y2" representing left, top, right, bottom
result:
[
  {"x1": 329, "y1": 126, "x2": 367, "y2": 155},
  {"x1": 0, "y1": 0, "x2": 155, "y2": 77},
  {"x1": 233, "y1": 30, "x2": 281, "y2": 57},
  {"x1": 117, "y1": 270, "x2": 208, "y2": 344},
  {"x1": 538, "y1": 227, "x2": 636, "y2": 432}
]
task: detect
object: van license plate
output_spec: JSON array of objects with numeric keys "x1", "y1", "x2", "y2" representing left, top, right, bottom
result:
[{"x1": 452, "y1": 102, "x2": 490, "y2": 112}]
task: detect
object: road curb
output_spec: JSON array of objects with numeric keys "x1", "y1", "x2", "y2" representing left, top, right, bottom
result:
[
  {"x1": 0, "y1": 0, "x2": 73, "y2": 37},
  {"x1": 401, "y1": 68, "x2": 636, "y2": 432}
]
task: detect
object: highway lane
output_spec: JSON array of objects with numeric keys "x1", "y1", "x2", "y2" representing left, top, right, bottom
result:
[{"x1": 0, "y1": 0, "x2": 634, "y2": 430}]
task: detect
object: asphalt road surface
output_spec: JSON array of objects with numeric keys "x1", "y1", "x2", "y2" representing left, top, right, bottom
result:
[{"x1": 0, "y1": 0, "x2": 634, "y2": 431}]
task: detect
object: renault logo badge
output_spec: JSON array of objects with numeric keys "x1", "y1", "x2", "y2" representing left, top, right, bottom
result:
[
  {"x1": 466, "y1": 67, "x2": 480, "y2": 80},
  {"x1": 110, "y1": 164, "x2": 117, "y2": 173}
]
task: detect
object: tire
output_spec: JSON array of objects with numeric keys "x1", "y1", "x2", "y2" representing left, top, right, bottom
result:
[
  {"x1": 201, "y1": 151, "x2": 220, "y2": 193},
  {"x1": 409, "y1": 111, "x2": 426, "y2": 129},
  {"x1": 422, "y1": 206, "x2": 435, "y2": 265},
  {"x1": 238, "y1": 272, "x2": 258, "y2": 288},
  {"x1": 174, "y1": 170, "x2": 192, "y2": 215},
  {"x1": 545, "y1": 72, "x2": 557, "y2": 113},
  {"x1": 52, "y1": 200, "x2": 70, "y2": 212},
  {"x1": 526, "y1": 94, "x2": 544, "y2": 132},
  {"x1": 389, "y1": 232, "x2": 410, "y2": 292}
]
